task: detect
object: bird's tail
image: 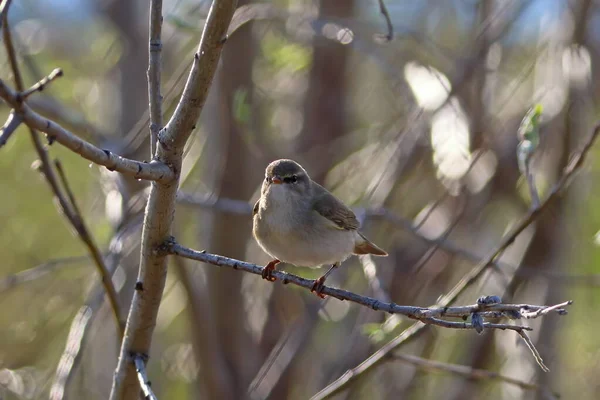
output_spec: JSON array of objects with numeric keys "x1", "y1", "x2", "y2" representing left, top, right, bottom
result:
[{"x1": 353, "y1": 232, "x2": 387, "y2": 256}]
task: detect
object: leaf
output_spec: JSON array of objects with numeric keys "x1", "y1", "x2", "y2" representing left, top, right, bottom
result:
[{"x1": 518, "y1": 104, "x2": 543, "y2": 148}]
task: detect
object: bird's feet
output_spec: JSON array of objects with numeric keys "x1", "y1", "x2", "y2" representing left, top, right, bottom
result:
[
  {"x1": 311, "y1": 276, "x2": 327, "y2": 299},
  {"x1": 261, "y1": 259, "x2": 280, "y2": 282}
]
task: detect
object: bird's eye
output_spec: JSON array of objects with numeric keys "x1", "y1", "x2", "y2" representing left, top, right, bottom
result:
[{"x1": 284, "y1": 175, "x2": 298, "y2": 184}]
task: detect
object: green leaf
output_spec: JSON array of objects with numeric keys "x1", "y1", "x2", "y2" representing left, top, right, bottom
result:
[{"x1": 518, "y1": 104, "x2": 543, "y2": 148}]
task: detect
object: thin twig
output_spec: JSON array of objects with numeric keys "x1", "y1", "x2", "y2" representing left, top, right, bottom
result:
[
  {"x1": 311, "y1": 123, "x2": 599, "y2": 399},
  {"x1": 19, "y1": 68, "x2": 63, "y2": 99},
  {"x1": 133, "y1": 355, "x2": 158, "y2": 400},
  {"x1": 518, "y1": 330, "x2": 549, "y2": 372},
  {"x1": 54, "y1": 160, "x2": 82, "y2": 216},
  {"x1": 0, "y1": 109, "x2": 22, "y2": 147},
  {"x1": 391, "y1": 353, "x2": 558, "y2": 398},
  {"x1": 148, "y1": 0, "x2": 163, "y2": 156},
  {"x1": 375, "y1": 0, "x2": 394, "y2": 42},
  {"x1": 520, "y1": 301, "x2": 571, "y2": 319}
]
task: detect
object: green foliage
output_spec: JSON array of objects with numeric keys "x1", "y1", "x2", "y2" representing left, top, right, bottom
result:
[
  {"x1": 261, "y1": 32, "x2": 310, "y2": 73},
  {"x1": 517, "y1": 104, "x2": 543, "y2": 174},
  {"x1": 518, "y1": 104, "x2": 543, "y2": 146}
]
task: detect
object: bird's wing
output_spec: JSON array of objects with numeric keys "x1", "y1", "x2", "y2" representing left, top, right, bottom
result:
[
  {"x1": 252, "y1": 199, "x2": 260, "y2": 216},
  {"x1": 312, "y1": 183, "x2": 359, "y2": 231}
]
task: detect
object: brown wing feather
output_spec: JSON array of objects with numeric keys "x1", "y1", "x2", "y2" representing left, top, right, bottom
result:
[{"x1": 312, "y1": 183, "x2": 359, "y2": 231}]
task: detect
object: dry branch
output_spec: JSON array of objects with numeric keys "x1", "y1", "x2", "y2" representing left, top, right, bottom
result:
[
  {"x1": 19, "y1": 68, "x2": 63, "y2": 99},
  {"x1": 0, "y1": 79, "x2": 173, "y2": 182},
  {"x1": 166, "y1": 240, "x2": 568, "y2": 327}
]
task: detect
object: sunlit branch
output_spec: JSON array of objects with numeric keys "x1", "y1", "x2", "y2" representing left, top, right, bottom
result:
[
  {"x1": 134, "y1": 354, "x2": 158, "y2": 400},
  {"x1": 19, "y1": 68, "x2": 63, "y2": 100}
]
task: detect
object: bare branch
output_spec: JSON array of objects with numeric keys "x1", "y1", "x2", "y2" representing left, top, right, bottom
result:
[
  {"x1": 166, "y1": 240, "x2": 568, "y2": 332},
  {"x1": 148, "y1": 0, "x2": 163, "y2": 156},
  {"x1": 134, "y1": 355, "x2": 158, "y2": 400},
  {"x1": 0, "y1": 80, "x2": 173, "y2": 181},
  {"x1": 19, "y1": 68, "x2": 63, "y2": 100},
  {"x1": 518, "y1": 330, "x2": 549, "y2": 372},
  {"x1": 391, "y1": 353, "x2": 558, "y2": 399},
  {"x1": 374, "y1": 0, "x2": 394, "y2": 42},
  {"x1": 0, "y1": 109, "x2": 21, "y2": 147},
  {"x1": 109, "y1": 1, "x2": 237, "y2": 398},
  {"x1": 311, "y1": 123, "x2": 599, "y2": 399}
]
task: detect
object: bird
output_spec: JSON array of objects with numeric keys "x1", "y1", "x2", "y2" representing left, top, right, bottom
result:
[{"x1": 252, "y1": 159, "x2": 387, "y2": 297}]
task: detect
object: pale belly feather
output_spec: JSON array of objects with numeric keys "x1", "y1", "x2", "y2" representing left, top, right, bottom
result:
[{"x1": 253, "y1": 196, "x2": 356, "y2": 267}]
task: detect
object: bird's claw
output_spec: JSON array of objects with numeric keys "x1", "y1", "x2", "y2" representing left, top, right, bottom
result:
[
  {"x1": 261, "y1": 259, "x2": 280, "y2": 282},
  {"x1": 311, "y1": 276, "x2": 327, "y2": 299}
]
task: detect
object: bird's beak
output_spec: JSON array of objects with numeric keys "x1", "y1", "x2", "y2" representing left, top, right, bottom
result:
[{"x1": 271, "y1": 175, "x2": 282, "y2": 184}]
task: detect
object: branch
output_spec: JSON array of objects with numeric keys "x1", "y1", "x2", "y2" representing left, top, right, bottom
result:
[
  {"x1": 165, "y1": 239, "x2": 568, "y2": 331},
  {"x1": 109, "y1": 1, "x2": 237, "y2": 398},
  {"x1": 374, "y1": 0, "x2": 394, "y2": 42},
  {"x1": 312, "y1": 123, "x2": 599, "y2": 399},
  {"x1": 0, "y1": 79, "x2": 173, "y2": 181},
  {"x1": 391, "y1": 353, "x2": 558, "y2": 399},
  {"x1": 148, "y1": 0, "x2": 163, "y2": 156},
  {"x1": 0, "y1": 109, "x2": 21, "y2": 147},
  {"x1": 19, "y1": 68, "x2": 63, "y2": 99},
  {"x1": 133, "y1": 355, "x2": 158, "y2": 400}
]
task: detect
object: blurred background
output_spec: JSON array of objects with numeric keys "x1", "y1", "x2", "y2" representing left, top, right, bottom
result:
[{"x1": 1, "y1": 0, "x2": 600, "y2": 399}]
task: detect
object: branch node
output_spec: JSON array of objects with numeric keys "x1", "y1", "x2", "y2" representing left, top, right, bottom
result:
[
  {"x1": 477, "y1": 295, "x2": 502, "y2": 307},
  {"x1": 471, "y1": 313, "x2": 484, "y2": 334}
]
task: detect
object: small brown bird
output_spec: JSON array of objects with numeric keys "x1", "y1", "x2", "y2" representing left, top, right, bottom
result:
[{"x1": 252, "y1": 159, "x2": 387, "y2": 297}]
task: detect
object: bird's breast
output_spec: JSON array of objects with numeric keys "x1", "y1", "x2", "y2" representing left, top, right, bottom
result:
[{"x1": 253, "y1": 198, "x2": 355, "y2": 267}]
